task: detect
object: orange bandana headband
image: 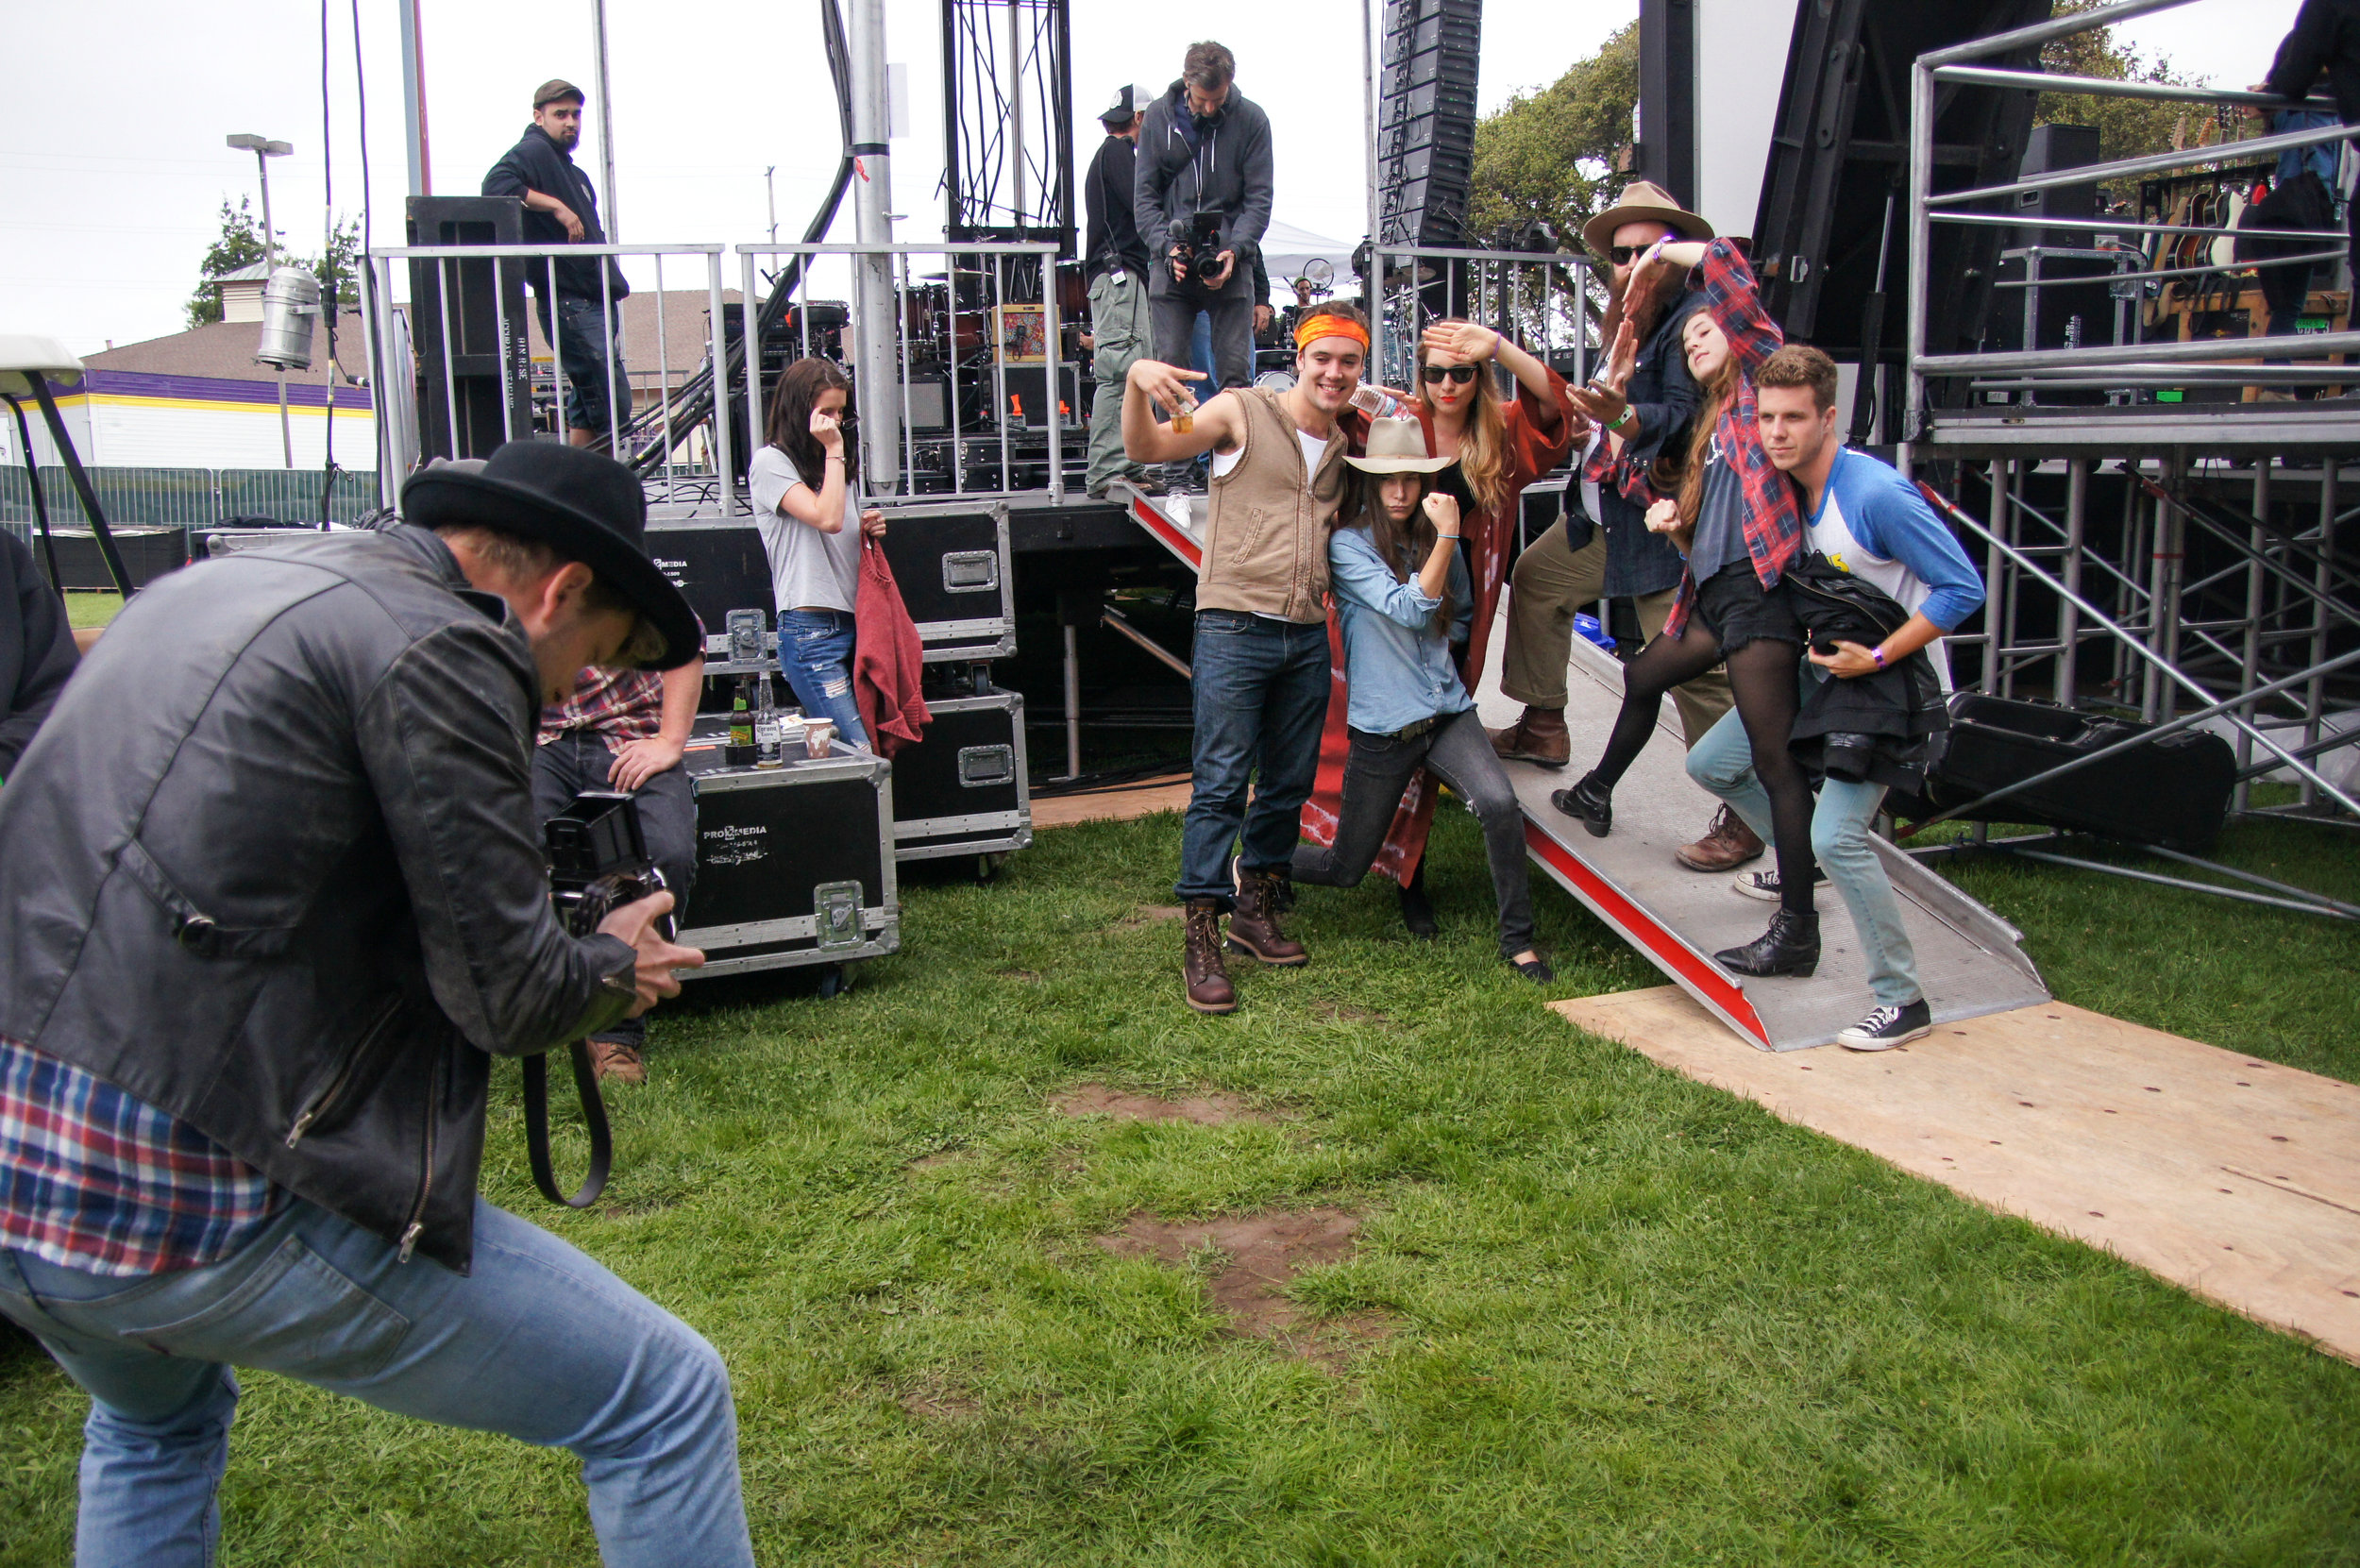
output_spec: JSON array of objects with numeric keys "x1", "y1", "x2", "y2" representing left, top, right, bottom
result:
[{"x1": 1295, "y1": 313, "x2": 1371, "y2": 350}]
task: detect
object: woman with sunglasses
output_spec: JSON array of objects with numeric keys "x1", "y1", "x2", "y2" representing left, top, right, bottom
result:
[{"x1": 1298, "y1": 318, "x2": 1576, "y2": 938}]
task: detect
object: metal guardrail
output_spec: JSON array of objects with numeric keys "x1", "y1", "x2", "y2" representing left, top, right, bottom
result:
[
  {"x1": 1367, "y1": 244, "x2": 1601, "y2": 404},
  {"x1": 0, "y1": 465, "x2": 379, "y2": 529}
]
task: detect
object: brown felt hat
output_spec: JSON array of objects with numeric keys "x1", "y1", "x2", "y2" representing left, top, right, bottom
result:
[
  {"x1": 1581, "y1": 179, "x2": 1715, "y2": 260},
  {"x1": 533, "y1": 78, "x2": 585, "y2": 110}
]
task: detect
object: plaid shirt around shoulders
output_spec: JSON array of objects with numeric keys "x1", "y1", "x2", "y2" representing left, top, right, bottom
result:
[
  {"x1": 0, "y1": 1035, "x2": 281, "y2": 1276},
  {"x1": 538, "y1": 666, "x2": 665, "y2": 750},
  {"x1": 1661, "y1": 238, "x2": 1806, "y2": 638}
]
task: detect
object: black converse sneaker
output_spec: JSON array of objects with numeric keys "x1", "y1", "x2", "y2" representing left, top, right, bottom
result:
[
  {"x1": 1837, "y1": 999, "x2": 1932, "y2": 1052},
  {"x1": 1732, "y1": 866, "x2": 1829, "y2": 902}
]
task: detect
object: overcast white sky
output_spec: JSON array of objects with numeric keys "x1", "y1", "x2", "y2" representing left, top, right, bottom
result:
[{"x1": 0, "y1": 0, "x2": 2305, "y2": 356}]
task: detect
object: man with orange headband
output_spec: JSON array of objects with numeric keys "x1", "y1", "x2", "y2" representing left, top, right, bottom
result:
[{"x1": 1124, "y1": 306, "x2": 1375, "y2": 1014}]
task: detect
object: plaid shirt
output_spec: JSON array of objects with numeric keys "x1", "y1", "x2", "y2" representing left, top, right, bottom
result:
[
  {"x1": 0, "y1": 1035, "x2": 280, "y2": 1276},
  {"x1": 539, "y1": 666, "x2": 663, "y2": 750},
  {"x1": 1584, "y1": 240, "x2": 1805, "y2": 639}
]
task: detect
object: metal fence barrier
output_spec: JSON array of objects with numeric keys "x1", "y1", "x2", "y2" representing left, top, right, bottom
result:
[{"x1": 0, "y1": 465, "x2": 380, "y2": 529}]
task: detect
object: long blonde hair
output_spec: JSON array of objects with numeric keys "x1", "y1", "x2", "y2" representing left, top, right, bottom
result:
[{"x1": 1415, "y1": 319, "x2": 1509, "y2": 518}]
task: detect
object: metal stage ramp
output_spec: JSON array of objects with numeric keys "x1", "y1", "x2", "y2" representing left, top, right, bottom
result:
[{"x1": 1110, "y1": 481, "x2": 2047, "y2": 1051}]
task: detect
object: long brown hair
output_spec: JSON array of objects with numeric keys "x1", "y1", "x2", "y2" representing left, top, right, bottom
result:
[
  {"x1": 1673, "y1": 328, "x2": 1745, "y2": 530},
  {"x1": 1334, "y1": 466, "x2": 1458, "y2": 630},
  {"x1": 763, "y1": 357, "x2": 859, "y2": 490},
  {"x1": 1414, "y1": 319, "x2": 1509, "y2": 517}
]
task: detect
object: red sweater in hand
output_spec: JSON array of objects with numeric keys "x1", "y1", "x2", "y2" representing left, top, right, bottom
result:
[{"x1": 853, "y1": 540, "x2": 929, "y2": 757}]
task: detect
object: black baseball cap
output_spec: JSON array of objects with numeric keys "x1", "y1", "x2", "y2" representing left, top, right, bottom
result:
[{"x1": 1099, "y1": 83, "x2": 1150, "y2": 125}]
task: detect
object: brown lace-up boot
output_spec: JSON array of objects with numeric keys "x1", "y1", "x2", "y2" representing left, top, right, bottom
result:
[
  {"x1": 1675, "y1": 804, "x2": 1766, "y2": 872},
  {"x1": 1226, "y1": 862, "x2": 1308, "y2": 967},
  {"x1": 1488, "y1": 705, "x2": 1570, "y2": 767},
  {"x1": 1182, "y1": 900, "x2": 1238, "y2": 1014}
]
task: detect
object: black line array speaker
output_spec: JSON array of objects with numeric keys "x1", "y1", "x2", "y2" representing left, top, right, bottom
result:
[
  {"x1": 405, "y1": 196, "x2": 531, "y2": 461},
  {"x1": 1376, "y1": 0, "x2": 1483, "y2": 248},
  {"x1": 1749, "y1": 0, "x2": 2053, "y2": 407}
]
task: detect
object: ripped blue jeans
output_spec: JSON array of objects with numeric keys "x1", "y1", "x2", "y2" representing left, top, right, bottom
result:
[{"x1": 776, "y1": 607, "x2": 870, "y2": 749}]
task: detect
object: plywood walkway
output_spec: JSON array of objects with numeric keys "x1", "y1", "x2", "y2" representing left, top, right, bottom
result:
[
  {"x1": 1031, "y1": 774, "x2": 1191, "y2": 830},
  {"x1": 1557, "y1": 986, "x2": 2360, "y2": 1362}
]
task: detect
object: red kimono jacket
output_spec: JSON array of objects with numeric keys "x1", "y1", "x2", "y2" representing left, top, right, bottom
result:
[{"x1": 1297, "y1": 366, "x2": 1575, "y2": 883}]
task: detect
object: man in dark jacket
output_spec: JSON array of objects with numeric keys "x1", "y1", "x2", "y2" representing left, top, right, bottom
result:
[
  {"x1": 1085, "y1": 83, "x2": 1160, "y2": 498},
  {"x1": 0, "y1": 445, "x2": 754, "y2": 1566},
  {"x1": 0, "y1": 528, "x2": 76, "y2": 780},
  {"x1": 1488, "y1": 181, "x2": 1752, "y2": 872},
  {"x1": 2265, "y1": 0, "x2": 2360, "y2": 285},
  {"x1": 483, "y1": 79, "x2": 633, "y2": 447},
  {"x1": 1134, "y1": 42, "x2": 1273, "y2": 398}
]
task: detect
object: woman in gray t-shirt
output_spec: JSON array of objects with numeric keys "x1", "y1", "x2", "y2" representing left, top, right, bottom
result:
[{"x1": 750, "y1": 358, "x2": 885, "y2": 746}]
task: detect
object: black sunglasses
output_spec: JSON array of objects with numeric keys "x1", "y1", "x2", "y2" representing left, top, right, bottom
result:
[
  {"x1": 1422, "y1": 363, "x2": 1477, "y2": 385},
  {"x1": 1608, "y1": 244, "x2": 1651, "y2": 265}
]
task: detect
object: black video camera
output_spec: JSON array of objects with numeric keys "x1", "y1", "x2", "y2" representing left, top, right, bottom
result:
[
  {"x1": 1172, "y1": 209, "x2": 1229, "y2": 295},
  {"x1": 545, "y1": 791, "x2": 671, "y2": 942}
]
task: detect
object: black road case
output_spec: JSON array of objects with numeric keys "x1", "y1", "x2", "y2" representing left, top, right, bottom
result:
[
  {"x1": 1919, "y1": 692, "x2": 2236, "y2": 852},
  {"x1": 678, "y1": 736, "x2": 899, "y2": 978},
  {"x1": 875, "y1": 500, "x2": 1015, "y2": 663},
  {"x1": 891, "y1": 689, "x2": 1033, "y2": 862}
]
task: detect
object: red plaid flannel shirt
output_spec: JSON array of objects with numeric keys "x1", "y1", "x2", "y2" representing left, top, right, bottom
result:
[
  {"x1": 538, "y1": 666, "x2": 664, "y2": 750},
  {"x1": 1584, "y1": 239, "x2": 1806, "y2": 639}
]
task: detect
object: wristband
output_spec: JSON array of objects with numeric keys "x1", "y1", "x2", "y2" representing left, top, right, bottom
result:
[
  {"x1": 1870, "y1": 646, "x2": 1888, "y2": 670},
  {"x1": 1608, "y1": 404, "x2": 1637, "y2": 431}
]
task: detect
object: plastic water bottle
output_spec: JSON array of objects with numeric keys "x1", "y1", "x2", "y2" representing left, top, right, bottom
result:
[{"x1": 753, "y1": 678, "x2": 784, "y2": 768}]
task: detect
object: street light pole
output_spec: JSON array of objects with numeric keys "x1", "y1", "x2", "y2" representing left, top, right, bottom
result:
[{"x1": 228, "y1": 134, "x2": 296, "y2": 469}]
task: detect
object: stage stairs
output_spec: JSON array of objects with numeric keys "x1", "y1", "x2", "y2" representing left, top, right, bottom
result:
[{"x1": 1110, "y1": 481, "x2": 2048, "y2": 1050}]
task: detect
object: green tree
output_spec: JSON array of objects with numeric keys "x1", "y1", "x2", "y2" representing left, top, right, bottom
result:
[
  {"x1": 185, "y1": 203, "x2": 361, "y2": 329},
  {"x1": 1467, "y1": 20, "x2": 1639, "y2": 251},
  {"x1": 2036, "y1": 0, "x2": 2250, "y2": 188}
]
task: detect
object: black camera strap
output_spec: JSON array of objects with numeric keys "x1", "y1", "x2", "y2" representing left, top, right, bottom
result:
[{"x1": 521, "y1": 1040, "x2": 614, "y2": 1207}]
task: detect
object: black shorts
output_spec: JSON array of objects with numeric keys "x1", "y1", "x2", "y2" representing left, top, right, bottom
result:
[{"x1": 1692, "y1": 559, "x2": 1802, "y2": 653}]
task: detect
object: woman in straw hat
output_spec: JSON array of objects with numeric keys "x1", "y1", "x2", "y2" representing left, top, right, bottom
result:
[{"x1": 1290, "y1": 418, "x2": 1552, "y2": 982}]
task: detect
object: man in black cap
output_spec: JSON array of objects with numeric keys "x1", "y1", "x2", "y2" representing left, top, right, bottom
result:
[
  {"x1": 1084, "y1": 82, "x2": 1161, "y2": 498},
  {"x1": 484, "y1": 79, "x2": 633, "y2": 447},
  {"x1": 0, "y1": 444, "x2": 753, "y2": 1565}
]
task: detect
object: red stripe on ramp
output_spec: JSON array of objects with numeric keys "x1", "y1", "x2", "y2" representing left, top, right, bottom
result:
[{"x1": 1129, "y1": 494, "x2": 1201, "y2": 570}]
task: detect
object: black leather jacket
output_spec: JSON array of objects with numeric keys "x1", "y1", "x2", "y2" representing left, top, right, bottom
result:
[{"x1": 0, "y1": 526, "x2": 636, "y2": 1273}]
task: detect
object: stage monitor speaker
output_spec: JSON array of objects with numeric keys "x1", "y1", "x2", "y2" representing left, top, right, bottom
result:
[
  {"x1": 2014, "y1": 123, "x2": 2101, "y2": 248},
  {"x1": 405, "y1": 196, "x2": 531, "y2": 461},
  {"x1": 1749, "y1": 0, "x2": 2053, "y2": 406}
]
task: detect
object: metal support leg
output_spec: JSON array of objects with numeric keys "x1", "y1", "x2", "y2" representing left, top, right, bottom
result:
[
  {"x1": 2235, "y1": 462, "x2": 2268, "y2": 813},
  {"x1": 2060, "y1": 458, "x2": 2085, "y2": 705},
  {"x1": 1060, "y1": 622, "x2": 1082, "y2": 781},
  {"x1": 2303, "y1": 461, "x2": 2336, "y2": 806}
]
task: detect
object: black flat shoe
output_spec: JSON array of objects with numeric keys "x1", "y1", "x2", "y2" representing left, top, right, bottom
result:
[
  {"x1": 1549, "y1": 773, "x2": 1612, "y2": 837},
  {"x1": 1713, "y1": 908, "x2": 1821, "y2": 978},
  {"x1": 1398, "y1": 876, "x2": 1439, "y2": 939},
  {"x1": 1510, "y1": 954, "x2": 1555, "y2": 984}
]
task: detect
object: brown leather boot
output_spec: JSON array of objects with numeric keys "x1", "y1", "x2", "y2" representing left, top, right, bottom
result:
[
  {"x1": 1226, "y1": 861, "x2": 1308, "y2": 966},
  {"x1": 1675, "y1": 804, "x2": 1766, "y2": 872},
  {"x1": 1489, "y1": 705, "x2": 1570, "y2": 767},
  {"x1": 1182, "y1": 900, "x2": 1238, "y2": 1014}
]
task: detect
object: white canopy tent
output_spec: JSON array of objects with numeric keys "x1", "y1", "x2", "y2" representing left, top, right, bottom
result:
[{"x1": 1257, "y1": 220, "x2": 1357, "y2": 293}]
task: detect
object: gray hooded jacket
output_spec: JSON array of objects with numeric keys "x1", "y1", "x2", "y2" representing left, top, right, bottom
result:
[{"x1": 1133, "y1": 80, "x2": 1274, "y2": 302}]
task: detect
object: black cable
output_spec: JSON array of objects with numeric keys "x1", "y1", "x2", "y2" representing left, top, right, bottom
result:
[{"x1": 318, "y1": 0, "x2": 338, "y2": 527}]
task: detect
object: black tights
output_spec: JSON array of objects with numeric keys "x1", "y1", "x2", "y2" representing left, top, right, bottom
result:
[{"x1": 1591, "y1": 620, "x2": 1819, "y2": 916}]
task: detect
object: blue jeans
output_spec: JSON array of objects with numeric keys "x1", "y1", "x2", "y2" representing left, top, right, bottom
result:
[
  {"x1": 0, "y1": 1198, "x2": 751, "y2": 1568},
  {"x1": 1177, "y1": 612, "x2": 1331, "y2": 903},
  {"x1": 1684, "y1": 691, "x2": 1924, "y2": 1006},
  {"x1": 775, "y1": 607, "x2": 869, "y2": 749},
  {"x1": 532, "y1": 293, "x2": 632, "y2": 437}
]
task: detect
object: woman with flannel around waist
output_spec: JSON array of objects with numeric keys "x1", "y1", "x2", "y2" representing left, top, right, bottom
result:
[
  {"x1": 1551, "y1": 235, "x2": 1824, "y2": 981},
  {"x1": 1290, "y1": 419, "x2": 1552, "y2": 983}
]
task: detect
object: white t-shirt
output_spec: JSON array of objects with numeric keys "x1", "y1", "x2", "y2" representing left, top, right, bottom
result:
[
  {"x1": 1210, "y1": 427, "x2": 1329, "y2": 481},
  {"x1": 749, "y1": 445, "x2": 861, "y2": 615}
]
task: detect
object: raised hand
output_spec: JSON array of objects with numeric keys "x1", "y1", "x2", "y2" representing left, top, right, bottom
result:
[
  {"x1": 1644, "y1": 497, "x2": 1683, "y2": 534},
  {"x1": 1422, "y1": 491, "x2": 1463, "y2": 538},
  {"x1": 1127, "y1": 359, "x2": 1209, "y2": 423},
  {"x1": 1420, "y1": 321, "x2": 1500, "y2": 363},
  {"x1": 810, "y1": 409, "x2": 845, "y2": 454}
]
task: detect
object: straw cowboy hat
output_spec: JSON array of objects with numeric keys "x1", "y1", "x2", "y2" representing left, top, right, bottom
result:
[
  {"x1": 1580, "y1": 179, "x2": 1716, "y2": 259},
  {"x1": 1343, "y1": 416, "x2": 1455, "y2": 475}
]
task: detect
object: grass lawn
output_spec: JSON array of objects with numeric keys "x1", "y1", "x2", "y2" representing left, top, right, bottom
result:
[
  {"x1": 3, "y1": 801, "x2": 2357, "y2": 1564},
  {"x1": 59, "y1": 590, "x2": 123, "y2": 632}
]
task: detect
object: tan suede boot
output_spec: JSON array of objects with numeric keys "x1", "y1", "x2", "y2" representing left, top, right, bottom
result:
[{"x1": 1488, "y1": 705, "x2": 1570, "y2": 767}]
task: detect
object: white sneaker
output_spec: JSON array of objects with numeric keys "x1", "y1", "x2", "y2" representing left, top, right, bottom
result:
[
  {"x1": 1837, "y1": 1000, "x2": 1932, "y2": 1052},
  {"x1": 1732, "y1": 867, "x2": 1829, "y2": 902}
]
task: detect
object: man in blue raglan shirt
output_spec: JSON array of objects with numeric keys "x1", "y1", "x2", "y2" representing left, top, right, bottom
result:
[{"x1": 1684, "y1": 346, "x2": 1983, "y2": 1052}]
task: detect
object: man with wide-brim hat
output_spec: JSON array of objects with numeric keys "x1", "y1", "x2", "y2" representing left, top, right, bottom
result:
[
  {"x1": 0, "y1": 440, "x2": 756, "y2": 1563},
  {"x1": 1489, "y1": 178, "x2": 1754, "y2": 878}
]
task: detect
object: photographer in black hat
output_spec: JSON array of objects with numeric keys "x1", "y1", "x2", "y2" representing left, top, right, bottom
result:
[{"x1": 0, "y1": 443, "x2": 753, "y2": 1565}]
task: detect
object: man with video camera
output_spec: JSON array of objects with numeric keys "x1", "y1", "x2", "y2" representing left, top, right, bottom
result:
[
  {"x1": 1135, "y1": 41, "x2": 1273, "y2": 400},
  {"x1": 0, "y1": 444, "x2": 754, "y2": 1566}
]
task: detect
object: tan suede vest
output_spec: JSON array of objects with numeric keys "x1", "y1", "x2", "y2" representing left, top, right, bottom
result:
[{"x1": 1195, "y1": 386, "x2": 1347, "y2": 624}]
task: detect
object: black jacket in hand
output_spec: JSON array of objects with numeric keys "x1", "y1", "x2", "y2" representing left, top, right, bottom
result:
[
  {"x1": 0, "y1": 528, "x2": 76, "y2": 778},
  {"x1": 1782, "y1": 551, "x2": 1948, "y2": 791},
  {"x1": 0, "y1": 525, "x2": 637, "y2": 1273}
]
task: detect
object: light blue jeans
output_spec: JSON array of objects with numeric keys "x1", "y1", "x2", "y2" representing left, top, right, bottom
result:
[
  {"x1": 776, "y1": 606, "x2": 871, "y2": 748},
  {"x1": 0, "y1": 1197, "x2": 753, "y2": 1568},
  {"x1": 1685, "y1": 686, "x2": 1925, "y2": 1007}
]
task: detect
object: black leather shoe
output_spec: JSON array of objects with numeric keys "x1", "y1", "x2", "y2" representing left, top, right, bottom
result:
[
  {"x1": 1714, "y1": 908, "x2": 1821, "y2": 978},
  {"x1": 1398, "y1": 875, "x2": 1439, "y2": 939},
  {"x1": 1549, "y1": 773, "x2": 1613, "y2": 837},
  {"x1": 1510, "y1": 953, "x2": 1555, "y2": 984}
]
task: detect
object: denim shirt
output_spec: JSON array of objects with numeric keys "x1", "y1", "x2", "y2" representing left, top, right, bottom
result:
[{"x1": 1329, "y1": 524, "x2": 1475, "y2": 734}]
